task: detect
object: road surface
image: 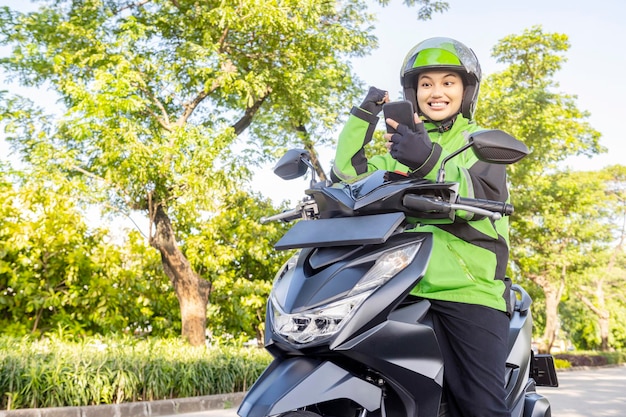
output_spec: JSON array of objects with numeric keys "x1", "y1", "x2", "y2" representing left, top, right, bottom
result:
[{"x1": 538, "y1": 365, "x2": 626, "y2": 416}]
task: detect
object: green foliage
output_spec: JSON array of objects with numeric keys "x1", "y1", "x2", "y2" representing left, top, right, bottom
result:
[
  {"x1": 0, "y1": 335, "x2": 272, "y2": 410},
  {"x1": 0, "y1": 159, "x2": 293, "y2": 341},
  {"x1": 602, "y1": 350, "x2": 626, "y2": 365},
  {"x1": 476, "y1": 25, "x2": 603, "y2": 179},
  {"x1": 364, "y1": 129, "x2": 390, "y2": 160},
  {"x1": 377, "y1": 0, "x2": 449, "y2": 20},
  {"x1": 553, "y1": 358, "x2": 571, "y2": 369},
  {"x1": 475, "y1": 26, "x2": 624, "y2": 351},
  {"x1": 512, "y1": 169, "x2": 614, "y2": 281},
  {"x1": 609, "y1": 302, "x2": 626, "y2": 350},
  {"x1": 3, "y1": 1, "x2": 621, "y2": 355},
  {"x1": 0, "y1": 0, "x2": 420, "y2": 343},
  {"x1": 184, "y1": 190, "x2": 292, "y2": 340},
  {"x1": 0, "y1": 168, "x2": 180, "y2": 337},
  {"x1": 559, "y1": 295, "x2": 601, "y2": 350},
  {"x1": 560, "y1": 267, "x2": 626, "y2": 351},
  {"x1": 0, "y1": 0, "x2": 377, "y2": 172}
]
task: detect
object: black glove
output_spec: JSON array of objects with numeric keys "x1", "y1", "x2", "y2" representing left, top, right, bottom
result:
[
  {"x1": 359, "y1": 86, "x2": 387, "y2": 115},
  {"x1": 389, "y1": 122, "x2": 433, "y2": 170}
]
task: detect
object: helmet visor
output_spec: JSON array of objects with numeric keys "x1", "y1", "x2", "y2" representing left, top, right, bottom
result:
[{"x1": 402, "y1": 37, "x2": 481, "y2": 79}]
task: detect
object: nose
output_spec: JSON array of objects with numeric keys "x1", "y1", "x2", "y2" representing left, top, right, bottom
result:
[{"x1": 431, "y1": 85, "x2": 445, "y2": 97}]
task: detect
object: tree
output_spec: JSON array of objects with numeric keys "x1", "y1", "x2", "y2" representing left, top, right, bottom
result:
[
  {"x1": 476, "y1": 26, "x2": 603, "y2": 177},
  {"x1": 0, "y1": 166, "x2": 180, "y2": 337},
  {"x1": 0, "y1": 0, "x2": 447, "y2": 344},
  {"x1": 560, "y1": 251, "x2": 626, "y2": 351},
  {"x1": 184, "y1": 190, "x2": 292, "y2": 344},
  {"x1": 475, "y1": 26, "x2": 605, "y2": 352},
  {"x1": 568, "y1": 165, "x2": 626, "y2": 351},
  {"x1": 0, "y1": 167, "x2": 101, "y2": 335},
  {"x1": 511, "y1": 169, "x2": 614, "y2": 352}
]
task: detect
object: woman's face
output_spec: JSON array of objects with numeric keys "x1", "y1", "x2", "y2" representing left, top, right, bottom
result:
[{"x1": 416, "y1": 71, "x2": 464, "y2": 121}]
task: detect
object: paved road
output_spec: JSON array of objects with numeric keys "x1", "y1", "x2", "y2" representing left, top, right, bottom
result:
[
  {"x1": 169, "y1": 365, "x2": 626, "y2": 417},
  {"x1": 538, "y1": 365, "x2": 626, "y2": 416}
]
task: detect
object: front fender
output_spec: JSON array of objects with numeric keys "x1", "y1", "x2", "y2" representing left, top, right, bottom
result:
[{"x1": 238, "y1": 357, "x2": 382, "y2": 417}]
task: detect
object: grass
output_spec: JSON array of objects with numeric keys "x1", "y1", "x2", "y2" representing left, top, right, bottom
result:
[{"x1": 0, "y1": 335, "x2": 272, "y2": 410}]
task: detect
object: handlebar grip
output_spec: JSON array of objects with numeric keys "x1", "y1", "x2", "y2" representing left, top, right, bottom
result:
[
  {"x1": 456, "y1": 197, "x2": 514, "y2": 216},
  {"x1": 402, "y1": 194, "x2": 451, "y2": 213}
]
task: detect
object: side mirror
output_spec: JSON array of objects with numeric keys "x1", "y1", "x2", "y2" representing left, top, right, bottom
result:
[
  {"x1": 471, "y1": 130, "x2": 529, "y2": 164},
  {"x1": 436, "y1": 129, "x2": 529, "y2": 182},
  {"x1": 272, "y1": 149, "x2": 311, "y2": 180}
]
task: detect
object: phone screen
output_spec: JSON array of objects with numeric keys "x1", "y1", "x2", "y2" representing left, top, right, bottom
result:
[{"x1": 383, "y1": 101, "x2": 416, "y2": 133}]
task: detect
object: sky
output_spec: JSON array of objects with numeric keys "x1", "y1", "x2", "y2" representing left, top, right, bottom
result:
[{"x1": 1, "y1": 0, "x2": 625, "y2": 207}]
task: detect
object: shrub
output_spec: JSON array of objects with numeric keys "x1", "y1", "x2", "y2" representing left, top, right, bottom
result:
[
  {"x1": 553, "y1": 350, "x2": 626, "y2": 368},
  {"x1": 0, "y1": 335, "x2": 271, "y2": 410},
  {"x1": 553, "y1": 358, "x2": 571, "y2": 369},
  {"x1": 554, "y1": 353, "x2": 608, "y2": 367}
]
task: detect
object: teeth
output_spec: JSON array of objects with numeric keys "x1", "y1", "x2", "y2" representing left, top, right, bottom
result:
[{"x1": 430, "y1": 102, "x2": 447, "y2": 108}]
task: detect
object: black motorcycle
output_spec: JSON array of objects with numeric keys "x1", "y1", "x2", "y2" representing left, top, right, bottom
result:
[{"x1": 238, "y1": 129, "x2": 558, "y2": 417}]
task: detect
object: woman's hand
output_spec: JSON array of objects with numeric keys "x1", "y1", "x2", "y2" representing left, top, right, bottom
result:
[
  {"x1": 359, "y1": 87, "x2": 389, "y2": 115},
  {"x1": 384, "y1": 114, "x2": 433, "y2": 170}
]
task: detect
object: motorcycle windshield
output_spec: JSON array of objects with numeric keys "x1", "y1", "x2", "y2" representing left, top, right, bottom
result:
[
  {"x1": 274, "y1": 212, "x2": 406, "y2": 250},
  {"x1": 340, "y1": 170, "x2": 414, "y2": 199}
]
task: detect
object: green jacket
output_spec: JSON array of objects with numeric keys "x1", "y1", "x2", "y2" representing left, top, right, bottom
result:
[{"x1": 332, "y1": 106, "x2": 511, "y2": 313}]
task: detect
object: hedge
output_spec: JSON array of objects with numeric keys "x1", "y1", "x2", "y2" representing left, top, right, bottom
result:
[{"x1": 0, "y1": 336, "x2": 271, "y2": 410}]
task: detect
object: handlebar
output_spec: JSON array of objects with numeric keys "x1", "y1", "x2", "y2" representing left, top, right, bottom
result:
[
  {"x1": 402, "y1": 194, "x2": 513, "y2": 221},
  {"x1": 456, "y1": 197, "x2": 514, "y2": 216},
  {"x1": 261, "y1": 193, "x2": 513, "y2": 224},
  {"x1": 260, "y1": 209, "x2": 302, "y2": 224},
  {"x1": 260, "y1": 198, "x2": 319, "y2": 224}
]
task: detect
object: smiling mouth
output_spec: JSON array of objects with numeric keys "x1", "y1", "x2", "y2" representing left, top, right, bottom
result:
[{"x1": 429, "y1": 102, "x2": 448, "y2": 108}]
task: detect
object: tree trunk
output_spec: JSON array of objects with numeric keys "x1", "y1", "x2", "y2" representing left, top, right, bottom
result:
[
  {"x1": 541, "y1": 286, "x2": 559, "y2": 353},
  {"x1": 150, "y1": 204, "x2": 211, "y2": 346},
  {"x1": 599, "y1": 314, "x2": 610, "y2": 351},
  {"x1": 296, "y1": 124, "x2": 328, "y2": 182},
  {"x1": 533, "y1": 271, "x2": 565, "y2": 354}
]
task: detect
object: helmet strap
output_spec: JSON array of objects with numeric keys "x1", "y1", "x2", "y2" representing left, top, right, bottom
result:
[{"x1": 425, "y1": 113, "x2": 458, "y2": 133}]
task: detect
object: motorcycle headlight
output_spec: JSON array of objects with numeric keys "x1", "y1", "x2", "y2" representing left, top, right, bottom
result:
[
  {"x1": 272, "y1": 292, "x2": 368, "y2": 345},
  {"x1": 271, "y1": 241, "x2": 421, "y2": 345}
]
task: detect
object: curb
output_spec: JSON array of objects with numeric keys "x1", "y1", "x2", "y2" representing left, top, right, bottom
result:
[{"x1": 0, "y1": 392, "x2": 246, "y2": 417}]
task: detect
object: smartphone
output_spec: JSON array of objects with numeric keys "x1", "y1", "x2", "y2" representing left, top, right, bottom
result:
[{"x1": 383, "y1": 100, "x2": 416, "y2": 133}]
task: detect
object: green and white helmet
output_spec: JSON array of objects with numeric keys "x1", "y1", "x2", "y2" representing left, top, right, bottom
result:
[{"x1": 400, "y1": 37, "x2": 482, "y2": 120}]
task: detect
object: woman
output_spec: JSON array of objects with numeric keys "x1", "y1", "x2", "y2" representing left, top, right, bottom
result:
[{"x1": 332, "y1": 37, "x2": 512, "y2": 417}]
